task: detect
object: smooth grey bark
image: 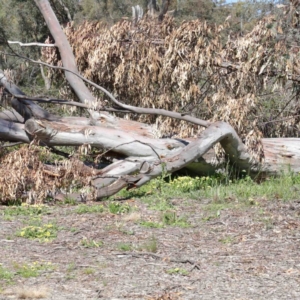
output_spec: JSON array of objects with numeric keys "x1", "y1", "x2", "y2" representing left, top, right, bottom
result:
[
  {"x1": 0, "y1": 119, "x2": 30, "y2": 142},
  {"x1": 0, "y1": 109, "x2": 24, "y2": 123},
  {"x1": 33, "y1": 0, "x2": 95, "y2": 106},
  {"x1": 23, "y1": 118, "x2": 185, "y2": 157}
]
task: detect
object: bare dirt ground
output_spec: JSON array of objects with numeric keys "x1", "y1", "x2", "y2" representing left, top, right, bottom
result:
[{"x1": 1, "y1": 196, "x2": 300, "y2": 300}]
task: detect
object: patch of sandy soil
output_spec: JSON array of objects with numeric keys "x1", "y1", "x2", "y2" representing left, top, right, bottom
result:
[{"x1": 1, "y1": 197, "x2": 300, "y2": 300}]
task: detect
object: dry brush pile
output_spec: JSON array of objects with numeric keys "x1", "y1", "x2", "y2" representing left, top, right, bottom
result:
[
  {"x1": 0, "y1": 146, "x2": 95, "y2": 204},
  {"x1": 42, "y1": 5, "x2": 300, "y2": 158}
]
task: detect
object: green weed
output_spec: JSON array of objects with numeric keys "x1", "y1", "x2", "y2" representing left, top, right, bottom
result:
[
  {"x1": 117, "y1": 243, "x2": 132, "y2": 251},
  {"x1": 65, "y1": 262, "x2": 76, "y2": 280},
  {"x1": 133, "y1": 173, "x2": 300, "y2": 204},
  {"x1": 63, "y1": 196, "x2": 78, "y2": 205},
  {"x1": 138, "y1": 236, "x2": 158, "y2": 253},
  {"x1": 67, "y1": 262, "x2": 76, "y2": 272},
  {"x1": 13, "y1": 261, "x2": 54, "y2": 278},
  {"x1": 219, "y1": 236, "x2": 235, "y2": 244},
  {"x1": 148, "y1": 198, "x2": 174, "y2": 211},
  {"x1": 140, "y1": 212, "x2": 189, "y2": 228},
  {"x1": 82, "y1": 267, "x2": 95, "y2": 275},
  {"x1": 166, "y1": 267, "x2": 189, "y2": 276},
  {"x1": 140, "y1": 221, "x2": 164, "y2": 228},
  {"x1": 161, "y1": 211, "x2": 190, "y2": 227},
  {"x1": 3, "y1": 203, "x2": 49, "y2": 217},
  {"x1": 0, "y1": 265, "x2": 14, "y2": 283},
  {"x1": 108, "y1": 202, "x2": 131, "y2": 214},
  {"x1": 76, "y1": 204, "x2": 104, "y2": 214},
  {"x1": 16, "y1": 223, "x2": 58, "y2": 242},
  {"x1": 80, "y1": 238, "x2": 103, "y2": 248}
]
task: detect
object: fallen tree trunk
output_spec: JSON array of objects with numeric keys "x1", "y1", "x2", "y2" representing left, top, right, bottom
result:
[
  {"x1": 262, "y1": 138, "x2": 300, "y2": 174},
  {"x1": 0, "y1": 0, "x2": 299, "y2": 202}
]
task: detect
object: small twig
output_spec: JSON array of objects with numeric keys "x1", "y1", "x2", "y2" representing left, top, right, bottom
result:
[
  {"x1": 7, "y1": 41, "x2": 56, "y2": 47},
  {"x1": 260, "y1": 114, "x2": 300, "y2": 125},
  {"x1": 0, "y1": 142, "x2": 24, "y2": 148},
  {"x1": 116, "y1": 251, "x2": 201, "y2": 268},
  {"x1": 5, "y1": 93, "x2": 95, "y2": 109},
  {"x1": 272, "y1": 93, "x2": 297, "y2": 121},
  {"x1": 189, "y1": 264, "x2": 201, "y2": 272}
]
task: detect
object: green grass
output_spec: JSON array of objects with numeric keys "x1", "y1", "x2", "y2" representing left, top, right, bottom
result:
[
  {"x1": 65, "y1": 262, "x2": 76, "y2": 280},
  {"x1": 112, "y1": 172, "x2": 300, "y2": 205},
  {"x1": 75, "y1": 202, "x2": 130, "y2": 215},
  {"x1": 161, "y1": 211, "x2": 190, "y2": 227},
  {"x1": 63, "y1": 197, "x2": 78, "y2": 205},
  {"x1": 219, "y1": 236, "x2": 235, "y2": 244},
  {"x1": 137, "y1": 236, "x2": 158, "y2": 253},
  {"x1": 140, "y1": 212, "x2": 190, "y2": 228},
  {"x1": 0, "y1": 261, "x2": 54, "y2": 285},
  {"x1": 2, "y1": 203, "x2": 49, "y2": 217},
  {"x1": 0, "y1": 265, "x2": 14, "y2": 283},
  {"x1": 108, "y1": 202, "x2": 131, "y2": 214},
  {"x1": 117, "y1": 243, "x2": 132, "y2": 251},
  {"x1": 13, "y1": 261, "x2": 55, "y2": 278},
  {"x1": 76, "y1": 204, "x2": 104, "y2": 214},
  {"x1": 140, "y1": 221, "x2": 164, "y2": 228},
  {"x1": 67, "y1": 262, "x2": 76, "y2": 272},
  {"x1": 82, "y1": 267, "x2": 95, "y2": 275},
  {"x1": 186, "y1": 173, "x2": 300, "y2": 202}
]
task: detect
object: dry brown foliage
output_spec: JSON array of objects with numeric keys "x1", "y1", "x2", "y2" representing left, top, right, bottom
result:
[
  {"x1": 4, "y1": 286, "x2": 49, "y2": 299},
  {"x1": 42, "y1": 4, "x2": 300, "y2": 162},
  {"x1": 0, "y1": 146, "x2": 95, "y2": 204}
]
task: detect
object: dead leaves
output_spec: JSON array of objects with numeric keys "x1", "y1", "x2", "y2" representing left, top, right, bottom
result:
[{"x1": 42, "y1": 7, "x2": 300, "y2": 161}]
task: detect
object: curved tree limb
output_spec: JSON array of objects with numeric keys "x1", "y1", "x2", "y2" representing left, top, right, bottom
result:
[
  {"x1": 95, "y1": 121, "x2": 253, "y2": 199},
  {"x1": 23, "y1": 118, "x2": 185, "y2": 157}
]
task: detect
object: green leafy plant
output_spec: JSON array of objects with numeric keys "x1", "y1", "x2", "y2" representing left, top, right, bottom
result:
[
  {"x1": 170, "y1": 176, "x2": 217, "y2": 192},
  {"x1": 16, "y1": 223, "x2": 59, "y2": 242}
]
